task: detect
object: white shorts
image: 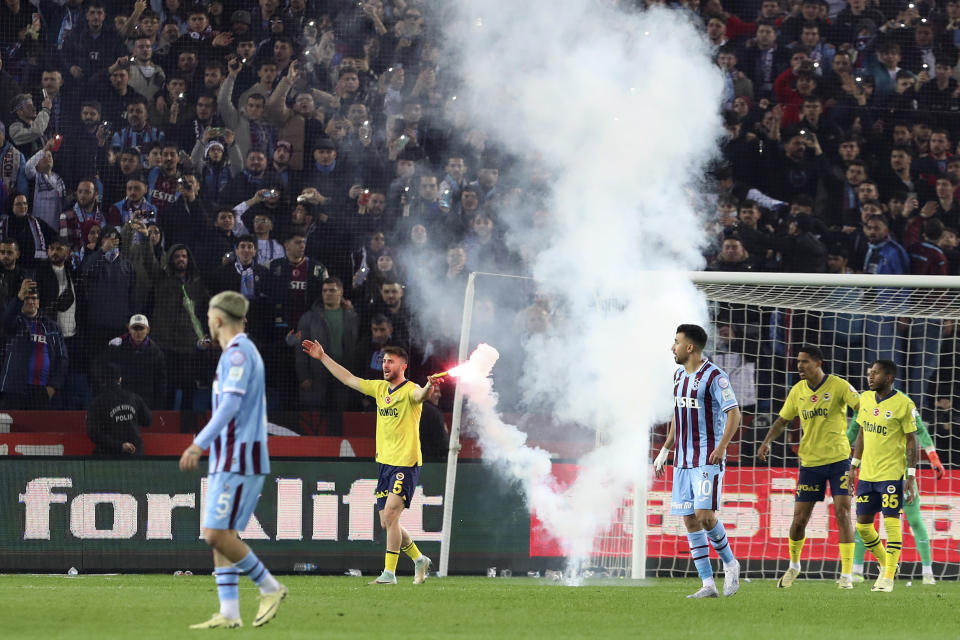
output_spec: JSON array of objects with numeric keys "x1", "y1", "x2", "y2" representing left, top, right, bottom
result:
[{"x1": 670, "y1": 465, "x2": 724, "y2": 516}]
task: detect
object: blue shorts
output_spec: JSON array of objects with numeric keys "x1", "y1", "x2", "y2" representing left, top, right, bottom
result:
[
  {"x1": 856, "y1": 479, "x2": 904, "y2": 517},
  {"x1": 203, "y1": 472, "x2": 266, "y2": 531},
  {"x1": 796, "y1": 459, "x2": 851, "y2": 502},
  {"x1": 670, "y1": 465, "x2": 724, "y2": 516},
  {"x1": 375, "y1": 463, "x2": 420, "y2": 510}
]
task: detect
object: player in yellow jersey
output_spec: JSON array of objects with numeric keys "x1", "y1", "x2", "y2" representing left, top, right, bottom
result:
[
  {"x1": 302, "y1": 340, "x2": 438, "y2": 585},
  {"x1": 851, "y1": 359, "x2": 918, "y2": 593},
  {"x1": 757, "y1": 345, "x2": 860, "y2": 589}
]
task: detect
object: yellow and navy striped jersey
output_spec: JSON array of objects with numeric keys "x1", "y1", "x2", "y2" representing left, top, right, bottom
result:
[
  {"x1": 856, "y1": 390, "x2": 918, "y2": 482},
  {"x1": 779, "y1": 374, "x2": 859, "y2": 467},
  {"x1": 357, "y1": 378, "x2": 423, "y2": 467}
]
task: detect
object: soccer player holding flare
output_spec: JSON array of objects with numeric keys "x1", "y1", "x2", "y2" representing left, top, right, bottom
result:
[
  {"x1": 179, "y1": 291, "x2": 287, "y2": 629},
  {"x1": 653, "y1": 324, "x2": 742, "y2": 599},
  {"x1": 850, "y1": 360, "x2": 920, "y2": 593},
  {"x1": 302, "y1": 339, "x2": 435, "y2": 585},
  {"x1": 757, "y1": 346, "x2": 859, "y2": 589},
  {"x1": 847, "y1": 386, "x2": 944, "y2": 585}
]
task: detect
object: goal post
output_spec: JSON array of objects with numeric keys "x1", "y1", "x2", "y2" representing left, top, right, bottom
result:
[{"x1": 438, "y1": 270, "x2": 960, "y2": 579}]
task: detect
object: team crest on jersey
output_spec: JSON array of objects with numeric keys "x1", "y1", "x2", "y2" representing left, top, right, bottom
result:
[
  {"x1": 810, "y1": 394, "x2": 818, "y2": 403},
  {"x1": 229, "y1": 351, "x2": 245, "y2": 365},
  {"x1": 822, "y1": 392, "x2": 831, "y2": 401},
  {"x1": 884, "y1": 410, "x2": 893, "y2": 419},
  {"x1": 691, "y1": 378, "x2": 700, "y2": 391},
  {"x1": 873, "y1": 408, "x2": 881, "y2": 416},
  {"x1": 887, "y1": 485, "x2": 896, "y2": 494},
  {"x1": 385, "y1": 396, "x2": 391, "y2": 404},
  {"x1": 396, "y1": 472, "x2": 405, "y2": 480},
  {"x1": 718, "y1": 377, "x2": 729, "y2": 389},
  {"x1": 702, "y1": 471, "x2": 708, "y2": 479}
]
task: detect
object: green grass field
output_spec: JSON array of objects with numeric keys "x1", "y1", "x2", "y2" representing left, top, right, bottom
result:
[{"x1": 1, "y1": 574, "x2": 956, "y2": 639}]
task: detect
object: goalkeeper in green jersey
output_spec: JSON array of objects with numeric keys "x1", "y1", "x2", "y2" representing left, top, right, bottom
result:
[{"x1": 847, "y1": 392, "x2": 946, "y2": 585}]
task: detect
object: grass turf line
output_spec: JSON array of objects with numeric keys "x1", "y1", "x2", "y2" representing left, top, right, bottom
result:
[{"x1": 0, "y1": 575, "x2": 956, "y2": 639}]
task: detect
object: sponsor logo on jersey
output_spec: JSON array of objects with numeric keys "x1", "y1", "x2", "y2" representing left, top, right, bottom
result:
[
  {"x1": 721, "y1": 388, "x2": 734, "y2": 402},
  {"x1": 797, "y1": 483, "x2": 821, "y2": 493},
  {"x1": 801, "y1": 408, "x2": 828, "y2": 419},
  {"x1": 676, "y1": 397, "x2": 701, "y2": 409}
]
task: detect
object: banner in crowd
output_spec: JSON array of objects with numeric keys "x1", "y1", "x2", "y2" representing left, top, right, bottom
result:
[{"x1": 530, "y1": 464, "x2": 960, "y2": 563}]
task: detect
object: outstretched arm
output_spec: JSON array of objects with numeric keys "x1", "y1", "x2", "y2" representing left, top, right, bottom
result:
[
  {"x1": 301, "y1": 339, "x2": 365, "y2": 392},
  {"x1": 412, "y1": 375, "x2": 443, "y2": 404}
]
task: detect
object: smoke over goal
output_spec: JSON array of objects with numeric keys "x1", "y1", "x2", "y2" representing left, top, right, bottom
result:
[{"x1": 437, "y1": 1, "x2": 726, "y2": 579}]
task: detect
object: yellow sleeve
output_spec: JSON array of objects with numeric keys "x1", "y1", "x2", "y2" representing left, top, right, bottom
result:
[
  {"x1": 841, "y1": 379, "x2": 860, "y2": 409},
  {"x1": 903, "y1": 399, "x2": 918, "y2": 434},
  {"x1": 779, "y1": 385, "x2": 798, "y2": 420},
  {"x1": 356, "y1": 379, "x2": 386, "y2": 399}
]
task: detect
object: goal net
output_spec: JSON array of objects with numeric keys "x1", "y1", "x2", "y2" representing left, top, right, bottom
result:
[{"x1": 441, "y1": 271, "x2": 960, "y2": 581}]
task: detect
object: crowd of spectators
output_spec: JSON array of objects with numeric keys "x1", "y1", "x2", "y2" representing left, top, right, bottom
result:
[
  {"x1": 0, "y1": 0, "x2": 516, "y2": 426},
  {"x1": 0, "y1": 0, "x2": 956, "y2": 448}
]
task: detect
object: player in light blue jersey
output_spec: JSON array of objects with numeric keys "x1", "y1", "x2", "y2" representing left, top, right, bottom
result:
[
  {"x1": 654, "y1": 324, "x2": 742, "y2": 599},
  {"x1": 179, "y1": 291, "x2": 287, "y2": 630}
]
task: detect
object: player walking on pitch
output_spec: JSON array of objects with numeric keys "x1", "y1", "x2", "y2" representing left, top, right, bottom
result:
[
  {"x1": 758, "y1": 346, "x2": 859, "y2": 589},
  {"x1": 179, "y1": 291, "x2": 287, "y2": 629},
  {"x1": 847, "y1": 386, "x2": 944, "y2": 585},
  {"x1": 850, "y1": 360, "x2": 919, "y2": 593},
  {"x1": 654, "y1": 324, "x2": 742, "y2": 598},
  {"x1": 302, "y1": 340, "x2": 435, "y2": 584}
]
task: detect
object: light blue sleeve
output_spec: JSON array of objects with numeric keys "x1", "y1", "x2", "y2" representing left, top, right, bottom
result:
[
  {"x1": 711, "y1": 373, "x2": 738, "y2": 412},
  {"x1": 193, "y1": 392, "x2": 243, "y2": 450}
]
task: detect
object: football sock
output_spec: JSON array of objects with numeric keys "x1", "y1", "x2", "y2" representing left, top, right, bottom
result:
[
  {"x1": 706, "y1": 522, "x2": 735, "y2": 565},
  {"x1": 852, "y1": 563, "x2": 864, "y2": 576},
  {"x1": 236, "y1": 551, "x2": 280, "y2": 595},
  {"x1": 883, "y1": 516, "x2": 902, "y2": 580},
  {"x1": 839, "y1": 542, "x2": 854, "y2": 578},
  {"x1": 905, "y1": 505, "x2": 932, "y2": 569},
  {"x1": 686, "y1": 530, "x2": 713, "y2": 583},
  {"x1": 856, "y1": 522, "x2": 886, "y2": 565},
  {"x1": 401, "y1": 541, "x2": 422, "y2": 561},
  {"x1": 852, "y1": 531, "x2": 866, "y2": 567},
  {"x1": 788, "y1": 537, "x2": 805, "y2": 570},
  {"x1": 385, "y1": 550, "x2": 400, "y2": 574},
  {"x1": 214, "y1": 567, "x2": 240, "y2": 620}
]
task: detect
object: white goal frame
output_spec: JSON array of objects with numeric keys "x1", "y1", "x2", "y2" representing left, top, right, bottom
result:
[{"x1": 437, "y1": 270, "x2": 960, "y2": 577}]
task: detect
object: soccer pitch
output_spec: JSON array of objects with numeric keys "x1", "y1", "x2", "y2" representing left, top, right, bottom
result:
[{"x1": 2, "y1": 574, "x2": 956, "y2": 639}]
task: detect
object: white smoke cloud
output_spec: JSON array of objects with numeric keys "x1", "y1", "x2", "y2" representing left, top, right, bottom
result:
[{"x1": 435, "y1": 1, "x2": 724, "y2": 577}]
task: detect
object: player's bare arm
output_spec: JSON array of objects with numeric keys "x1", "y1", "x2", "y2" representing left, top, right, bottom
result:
[
  {"x1": 905, "y1": 430, "x2": 919, "y2": 504},
  {"x1": 301, "y1": 339, "x2": 365, "y2": 392},
  {"x1": 757, "y1": 416, "x2": 789, "y2": 461},
  {"x1": 850, "y1": 427, "x2": 864, "y2": 481},
  {"x1": 709, "y1": 406, "x2": 742, "y2": 465},
  {"x1": 411, "y1": 374, "x2": 443, "y2": 403},
  {"x1": 653, "y1": 417, "x2": 675, "y2": 479}
]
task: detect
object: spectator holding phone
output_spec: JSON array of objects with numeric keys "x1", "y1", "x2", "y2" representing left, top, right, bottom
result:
[{"x1": 0, "y1": 277, "x2": 68, "y2": 409}]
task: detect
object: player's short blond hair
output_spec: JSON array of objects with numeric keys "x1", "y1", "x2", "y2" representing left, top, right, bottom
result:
[{"x1": 209, "y1": 291, "x2": 249, "y2": 323}]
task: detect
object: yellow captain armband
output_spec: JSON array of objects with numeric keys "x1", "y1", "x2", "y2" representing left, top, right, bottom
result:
[{"x1": 851, "y1": 458, "x2": 860, "y2": 468}]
